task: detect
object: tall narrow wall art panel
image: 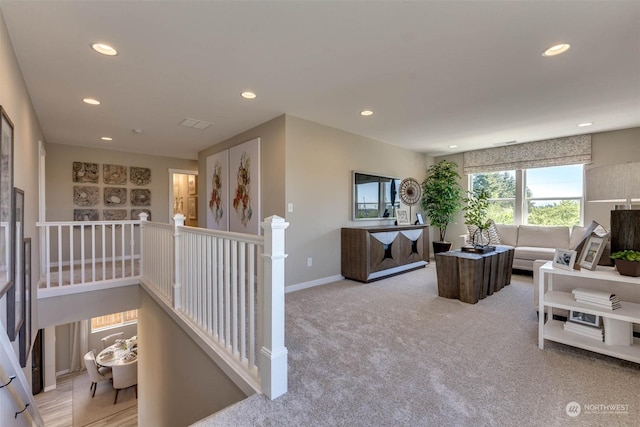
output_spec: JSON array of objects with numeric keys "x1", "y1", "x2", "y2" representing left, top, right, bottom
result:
[
  {"x1": 206, "y1": 150, "x2": 229, "y2": 231},
  {"x1": 229, "y1": 138, "x2": 261, "y2": 235}
]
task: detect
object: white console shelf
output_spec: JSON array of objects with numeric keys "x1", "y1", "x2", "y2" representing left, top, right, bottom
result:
[{"x1": 538, "y1": 261, "x2": 640, "y2": 363}]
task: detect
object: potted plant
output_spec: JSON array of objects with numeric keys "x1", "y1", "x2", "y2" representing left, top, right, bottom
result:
[
  {"x1": 610, "y1": 250, "x2": 640, "y2": 277},
  {"x1": 463, "y1": 189, "x2": 492, "y2": 248},
  {"x1": 421, "y1": 160, "x2": 463, "y2": 253}
]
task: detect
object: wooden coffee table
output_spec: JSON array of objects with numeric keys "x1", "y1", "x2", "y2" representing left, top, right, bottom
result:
[{"x1": 435, "y1": 246, "x2": 515, "y2": 304}]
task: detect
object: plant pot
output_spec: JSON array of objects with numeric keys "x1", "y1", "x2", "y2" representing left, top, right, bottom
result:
[
  {"x1": 433, "y1": 241, "x2": 452, "y2": 254},
  {"x1": 614, "y1": 259, "x2": 640, "y2": 277}
]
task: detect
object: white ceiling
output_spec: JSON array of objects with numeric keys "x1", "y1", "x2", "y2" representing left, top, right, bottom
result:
[{"x1": 1, "y1": 1, "x2": 639, "y2": 160}]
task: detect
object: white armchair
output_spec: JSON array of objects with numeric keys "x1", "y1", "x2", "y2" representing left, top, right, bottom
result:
[
  {"x1": 101, "y1": 332, "x2": 124, "y2": 349},
  {"x1": 112, "y1": 359, "x2": 138, "y2": 404},
  {"x1": 83, "y1": 351, "x2": 112, "y2": 397}
]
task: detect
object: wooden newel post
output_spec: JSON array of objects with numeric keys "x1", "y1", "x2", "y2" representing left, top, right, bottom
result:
[
  {"x1": 173, "y1": 214, "x2": 186, "y2": 310},
  {"x1": 260, "y1": 215, "x2": 289, "y2": 399}
]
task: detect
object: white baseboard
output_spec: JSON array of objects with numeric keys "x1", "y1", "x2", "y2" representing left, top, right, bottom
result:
[
  {"x1": 43, "y1": 384, "x2": 57, "y2": 392},
  {"x1": 55, "y1": 369, "x2": 69, "y2": 377},
  {"x1": 286, "y1": 275, "x2": 344, "y2": 293}
]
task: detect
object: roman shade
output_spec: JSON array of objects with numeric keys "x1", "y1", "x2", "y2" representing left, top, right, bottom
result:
[{"x1": 463, "y1": 134, "x2": 591, "y2": 174}]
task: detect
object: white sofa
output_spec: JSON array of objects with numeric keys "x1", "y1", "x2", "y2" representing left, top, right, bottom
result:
[{"x1": 463, "y1": 224, "x2": 589, "y2": 272}]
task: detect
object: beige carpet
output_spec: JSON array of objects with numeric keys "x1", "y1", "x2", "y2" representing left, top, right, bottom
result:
[
  {"x1": 72, "y1": 372, "x2": 137, "y2": 426},
  {"x1": 196, "y1": 266, "x2": 640, "y2": 426}
]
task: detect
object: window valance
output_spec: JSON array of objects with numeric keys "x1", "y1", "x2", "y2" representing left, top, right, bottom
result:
[{"x1": 463, "y1": 134, "x2": 591, "y2": 175}]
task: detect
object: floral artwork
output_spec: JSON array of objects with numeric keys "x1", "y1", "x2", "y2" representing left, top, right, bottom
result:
[
  {"x1": 232, "y1": 152, "x2": 252, "y2": 227},
  {"x1": 229, "y1": 138, "x2": 260, "y2": 235},
  {"x1": 104, "y1": 187, "x2": 127, "y2": 206},
  {"x1": 206, "y1": 150, "x2": 229, "y2": 231},
  {"x1": 209, "y1": 161, "x2": 224, "y2": 224}
]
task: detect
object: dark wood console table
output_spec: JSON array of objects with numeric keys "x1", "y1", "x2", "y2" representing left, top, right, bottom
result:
[
  {"x1": 435, "y1": 246, "x2": 514, "y2": 304},
  {"x1": 341, "y1": 225, "x2": 430, "y2": 282}
]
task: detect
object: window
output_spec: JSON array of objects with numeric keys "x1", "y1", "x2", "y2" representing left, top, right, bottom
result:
[
  {"x1": 470, "y1": 170, "x2": 516, "y2": 224},
  {"x1": 91, "y1": 310, "x2": 138, "y2": 332},
  {"x1": 470, "y1": 165, "x2": 584, "y2": 226},
  {"x1": 525, "y1": 165, "x2": 583, "y2": 227}
]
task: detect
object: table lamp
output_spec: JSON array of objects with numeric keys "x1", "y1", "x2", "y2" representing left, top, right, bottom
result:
[{"x1": 585, "y1": 162, "x2": 640, "y2": 253}]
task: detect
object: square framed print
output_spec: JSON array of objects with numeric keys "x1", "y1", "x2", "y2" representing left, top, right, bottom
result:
[
  {"x1": 553, "y1": 248, "x2": 577, "y2": 271},
  {"x1": 395, "y1": 208, "x2": 410, "y2": 225},
  {"x1": 578, "y1": 235, "x2": 607, "y2": 271},
  {"x1": 0, "y1": 106, "x2": 14, "y2": 299}
]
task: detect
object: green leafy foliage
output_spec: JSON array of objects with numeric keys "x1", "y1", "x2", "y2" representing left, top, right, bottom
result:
[
  {"x1": 527, "y1": 200, "x2": 580, "y2": 227},
  {"x1": 463, "y1": 189, "x2": 491, "y2": 230},
  {"x1": 610, "y1": 250, "x2": 640, "y2": 261},
  {"x1": 421, "y1": 160, "x2": 463, "y2": 242}
]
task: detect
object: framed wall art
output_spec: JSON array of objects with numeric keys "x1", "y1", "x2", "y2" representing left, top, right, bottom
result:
[
  {"x1": 72, "y1": 162, "x2": 99, "y2": 183},
  {"x1": 188, "y1": 197, "x2": 198, "y2": 220},
  {"x1": 206, "y1": 150, "x2": 229, "y2": 231},
  {"x1": 395, "y1": 209, "x2": 410, "y2": 225},
  {"x1": 103, "y1": 164, "x2": 127, "y2": 185},
  {"x1": 8, "y1": 188, "x2": 24, "y2": 341},
  {"x1": 19, "y1": 237, "x2": 31, "y2": 367},
  {"x1": 0, "y1": 106, "x2": 14, "y2": 299},
  {"x1": 130, "y1": 166, "x2": 151, "y2": 185},
  {"x1": 229, "y1": 138, "x2": 261, "y2": 235},
  {"x1": 188, "y1": 174, "x2": 197, "y2": 195}
]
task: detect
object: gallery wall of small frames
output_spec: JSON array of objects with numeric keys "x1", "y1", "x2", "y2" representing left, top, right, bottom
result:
[{"x1": 72, "y1": 162, "x2": 152, "y2": 221}]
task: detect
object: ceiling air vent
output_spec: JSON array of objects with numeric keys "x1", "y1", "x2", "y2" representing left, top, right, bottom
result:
[{"x1": 180, "y1": 118, "x2": 212, "y2": 130}]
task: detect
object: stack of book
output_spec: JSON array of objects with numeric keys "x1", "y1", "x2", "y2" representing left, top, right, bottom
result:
[
  {"x1": 571, "y1": 288, "x2": 622, "y2": 310},
  {"x1": 563, "y1": 321, "x2": 604, "y2": 341}
]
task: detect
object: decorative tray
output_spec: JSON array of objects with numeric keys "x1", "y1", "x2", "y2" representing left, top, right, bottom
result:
[{"x1": 461, "y1": 246, "x2": 496, "y2": 254}]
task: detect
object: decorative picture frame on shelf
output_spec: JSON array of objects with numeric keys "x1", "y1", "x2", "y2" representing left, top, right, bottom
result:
[
  {"x1": 416, "y1": 213, "x2": 424, "y2": 225},
  {"x1": 19, "y1": 237, "x2": 31, "y2": 367},
  {"x1": 7, "y1": 187, "x2": 24, "y2": 341},
  {"x1": 395, "y1": 208, "x2": 410, "y2": 225},
  {"x1": 552, "y1": 248, "x2": 577, "y2": 271},
  {"x1": 569, "y1": 310, "x2": 601, "y2": 328},
  {"x1": 578, "y1": 235, "x2": 607, "y2": 271},
  {"x1": 0, "y1": 106, "x2": 14, "y2": 299}
]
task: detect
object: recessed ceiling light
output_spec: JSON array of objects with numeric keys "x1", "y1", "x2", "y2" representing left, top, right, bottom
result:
[
  {"x1": 360, "y1": 110, "x2": 373, "y2": 116},
  {"x1": 578, "y1": 122, "x2": 593, "y2": 127},
  {"x1": 91, "y1": 43, "x2": 118, "y2": 56},
  {"x1": 542, "y1": 43, "x2": 570, "y2": 57},
  {"x1": 83, "y1": 98, "x2": 101, "y2": 105},
  {"x1": 241, "y1": 91, "x2": 256, "y2": 99},
  {"x1": 449, "y1": 145, "x2": 458, "y2": 149},
  {"x1": 132, "y1": 128, "x2": 144, "y2": 134},
  {"x1": 101, "y1": 137, "x2": 113, "y2": 141}
]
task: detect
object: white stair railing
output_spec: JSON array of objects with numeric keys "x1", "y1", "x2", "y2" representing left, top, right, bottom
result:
[
  {"x1": 141, "y1": 214, "x2": 289, "y2": 399},
  {"x1": 36, "y1": 220, "x2": 141, "y2": 289}
]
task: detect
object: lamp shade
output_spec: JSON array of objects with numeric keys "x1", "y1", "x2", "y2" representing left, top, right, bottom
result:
[{"x1": 586, "y1": 162, "x2": 640, "y2": 205}]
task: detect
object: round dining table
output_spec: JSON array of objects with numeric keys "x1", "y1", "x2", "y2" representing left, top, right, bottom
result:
[{"x1": 96, "y1": 342, "x2": 138, "y2": 367}]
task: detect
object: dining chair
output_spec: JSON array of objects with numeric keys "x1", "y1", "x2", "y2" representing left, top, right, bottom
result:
[
  {"x1": 101, "y1": 332, "x2": 124, "y2": 349},
  {"x1": 83, "y1": 350, "x2": 112, "y2": 397},
  {"x1": 112, "y1": 359, "x2": 138, "y2": 404}
]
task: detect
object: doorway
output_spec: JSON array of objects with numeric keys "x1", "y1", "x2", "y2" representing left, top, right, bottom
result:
[{"x1": 169, "y1": 169, "x2": 198, "y2": 226}]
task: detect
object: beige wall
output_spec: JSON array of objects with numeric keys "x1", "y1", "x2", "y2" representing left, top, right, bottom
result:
[
  {"x1": 437, "y1": 127, "x2": 640, "y2": 248},
  {"x1": 138, "y1": 291, "x2": 245, "y2": 427},
  {"x1": 0, "y1": 8, "x2": 45, "y2": 411},
  {"x1": 284, "y1": 115, "x2": 431, "y2": 287},
  {"x1": 46, "y1": 144, "x2": 197, "y2": 223},
  {"x1": 198, "y1": 114, "x2": 286, "y2": 226}
]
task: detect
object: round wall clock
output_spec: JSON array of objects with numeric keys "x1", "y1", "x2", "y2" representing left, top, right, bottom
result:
[{"x1": 399, "y1": 177, "x2": 421, "y2": 206}]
